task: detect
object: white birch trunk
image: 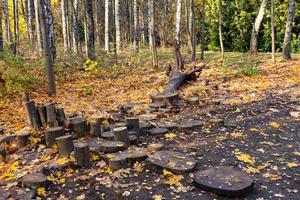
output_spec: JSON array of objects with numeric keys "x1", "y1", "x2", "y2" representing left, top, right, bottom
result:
[
  {"x1": 105, "y1": 0, "x2": 110, "y2": 52},
  {"x1": 34, "y1": 0, "x2": 42, "y2": 50},
  {"x1": 147, "y1": 0, "x2": 153, "y2": 50},
  {"x1": 189, "y1": 0, "x2": 195, "y2": 61},
  {"x1": 175, "y1": 0, "x2": 182, "y2": 42},
  {"x1": 61, "y1": 0, "x2": 69, "y2": 51},
  {"x1": 115, "y1": 0, "x2": 121, "y2": 53},
  {"x1": 133, "y1": 0, "x2": 138, "y2": 53},
  {"x1": 217, "y1": 0, "x2": 224, "y2": 60},
  {"x1": 2, "y1": 0, "x2": 11, "y2": 43},
  {"x1": 72, "y1": 0, "x2": 79, "y2": 54}
]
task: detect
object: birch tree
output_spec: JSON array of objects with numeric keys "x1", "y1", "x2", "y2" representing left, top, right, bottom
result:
[
  {"x1": 148, "y1": 0, "x2": 157, "y2": 67},
  {"x1": 13, "y1": 0, "x2": 19, "y2": 54},
  {"x1": 271, "y1": 0, "x2": 275, "y2": 62},
  {"x1": 133, "y1": 0, "x2": 138, "y2": 53},
  {"x1": 200, "y1": 0, "x2": 205, "y2": 60},
  {"x1": 61, "y1": 0, "x2": 69, "y2": 51},
  {"x1": 282, "y1": 0, "x2": 295, "y2": 60},
  {"x1": 104, "y1": 0, "x2": 109, "y2": 52},
  {"x1": 28, "y1": 0, "x2": 35, "y2": 50},
  {"x1": 0, "y1": 4, "x2": 3, "y2": 51},
  {"x1": 175, "y1": 0, "x2": 182, "y2": 42},
  {"x1": 249, "y1": 0, "x2": 267, "y2": 53},
  {"x1": 34, "y1": 0, "x2": 42, "y2": 50},
  {"x1": 217, "y1": 0, "x2": 224, "y2": 61},
  {"x1": 44, "y1": 0, "x2": 56, "y2": 62},
  {"x1": 38, "y1": 0, "x2": 56, "y2": 96},
  {"x1": 2, "y1": 0, "x2": 11, "y2": 43},
  {"x1": 147, "y1": 0, "x2": 152, "y2": 49},
  {"x1": 189, "y1": 0, "x2": 195, "y2": 61},
  {"x1": 85, "y1": 0, "x2": 95, "y2": 60},
  {"x1": 115, "y1": 0, "x2": 121, "y2": 53},
  {"x1": 72, "y1": 0, "x2": 79, "y2": 54}
]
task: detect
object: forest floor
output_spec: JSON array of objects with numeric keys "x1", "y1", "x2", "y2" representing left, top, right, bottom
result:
[{"x1": 0, "y1": 49, "x2": 299, "y2": 199}]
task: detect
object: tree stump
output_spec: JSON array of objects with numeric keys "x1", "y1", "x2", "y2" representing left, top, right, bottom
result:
[
  {"x1": 37, "y1": 105, "x2": 47, "y2": 128},
  {"x1": 177, "y1": 120, "x2": 204, "y2": 132},
  {"x1": 101, "y1": 131, "x2": 114, "y2": 141},
  {"x1": 121, "y1": 148, "x2": 148, "y2": 165},
  {"x1": 187, "y1": 97, "x2": 200, "y2": 106},
  {"x1": 100, "y1": 141, "x2": 126, "y2": 153},
  {"x1": 194, "y1": 166, "x2": 254, "y2": 197},
  {"x1": 148, "y1": 143, "x2": 164, "y2": 153},
  {"x1": 0, "y1": 146, "x2": 6, "y2": 159},
  {"x1": 149, "y1": 127, "x2": 168, "y2": 135},
  {"x1": 89, "y1": 118, "x2": 102, "y2": 137},
  {"x1": 56, "y1": 107, "x2": 66, "y2": 127},
  {"x1": 17, "y1": 131, "x2": 30, "y2": 149},
  {"x1": 149, "y1": 102, "x2": 167, "y2": 109},
  {"x1": 22, "y1": 173, "x2": 48, "y2": 188},
  {"x1": 140, "y1": 121, "x2": 155, "y2": 135},
  {"x1": 113, "y1": 127, "x2": 130, "y2": 147},
  {"x1": 45, "y1": 127, "x2": 65, "y2": 147},
  {"x1": 74, "y1": 142, "x2": 91, "y2": 167},
  {"x1": 115, "y1": 122, "x2": 127, "y2": 128},
  {"x1": 70, "y1": 117, "x2": 87, "y2": 138},
  {"x1": 0, "y1": 135, "x2": 16, "y2": 144},
  {"x1": 23, "y1": 100, "x2": 41, "y2": 131},
  {"x1": 129, "y1": 135, "x2": 138, "y2": 145},
  {"x1": 56, "y1": 135, "x2": 74, "y2": 156},
  {"x1": 126, "y1": 117, "x2": 140, "y2": 138},
  {"x1": 46, "y1": 102, "x2": 57, "y2": 127},
  {"x1": 109, "y1": 156, "x2": 127, "y2": 170},
  {"x1": 150, "y1": 92, "x2": 179, "y2": 106}
]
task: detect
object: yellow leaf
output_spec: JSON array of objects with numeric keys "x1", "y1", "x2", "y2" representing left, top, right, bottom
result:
[
  {"x1": 293, "y1": 152, "x2": 300, "y2": 156},
  {"x1": 55, "y1": 157, "x2": 69, "y2": 165},
  {"x1": 165, "y1": 174, "x2": 184, "y2": 187},
  {"x1": 287, "y1": 162, "x2": 298, "y2": 168},
  {"x1": 47, "y1": 175, "x2": 56, "y2": 183},
  {"x1": 244, "y1": 166, "x2": 260, "y2": 174},
  {"x1": 55, "y1": 171, "x2": 62, "y2": 177},
  {"x1": 66, "y1": 168, "x2": 74, "y2": 177},
  {"x1": 269, "y1": 122, "x2": 280, "y2": 128},
  {"x1": 235, "y1": 152, "x2": 255, "y2": 165},
  {"x1": 0, "y1": 172, "x2": 16, "y2": 181},
  {"x1": 164, "y1": 133, "x2": 176, "y2": 139},
  {"x1": 230, "y1": 132, "x2": 244, "y2": 138},
  {"x1": 91, "y1": 154, "x2": 100, "y2": 161},
  {"x1": 250, "y1": 128, "x2": 259, "y2": 132},
  {"x1": 163, "y1": 169, "x2": 173, "y2": 176},
  {"x1": 59, "y1": 178, "x2": 66, "y2": 184},
  {"x1": 102, "y1": 119, "x2": 110, "y2": 126},
  {"x1": 152, "y1": 195, "x2": 163, "y2": 200},
  {"x1": 36, "y1": 187, "x2": 46, "y2": 197}
]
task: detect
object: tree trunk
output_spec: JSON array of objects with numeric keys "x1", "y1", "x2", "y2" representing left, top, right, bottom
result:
[
  {"x1": 61, "y1": 0, "x2": 69, "y2": 52},
  {"x1": 13, "y1": 0, "x2": 19, "y2": 55},
  {"x1": 133, "y1": 0, "x2": 138, "y2": 53},
  {"x1": 271, "y1": 0, "x2": 275, "y2": 62},
  {"x1": 115, "y1": 0, "x2": 121, "y2": 53},
  {"x1": 217, "y1": 0, "x2": 224, "y2": 61},
  {"x1": 28, "y1": 0, "x2": 36, "y2": 50},
  {"x1": 34, "y1": 0, "x2": 42, "y2": 51},
  {"x1": 148, "y1": 0, "x2": 157, "y2": 68},
  {"x1": 147, "y1": 0, "x2": 152, "y2": 50},
  {"x1": 104, "y1": 0, "x2": 110, "y2": 52},
  {"x1": 72, "y1": 0, "x2": 79, "y2": 54},
  {"x1": 282, "y1": 0, "x2": 295, "y2": 60},
  {"x1": 175, "y1": 0, "x2": 182, "y2": 42},
  {"x1": 249, "y1": 0, "x2": 267, "y2": 53},
  {"x1": 44, "y1": 0, "x2": 56, "y2": 62},
  {"x1": 85, "y1": 0, "x2": 95, "y2": 60},
  {"x1": 200, "y1": 0, "x2": 205, "y2": 60},
  {"x1": 189, "y1": 0, "x2": 195, "y2": 61},
  {"x1": 39, "y1": 0, "x2": 56, "y2": 96},
  {"x1": 2, "y1": 0, "x2": 12, "y2": 43},
  {"x1": 0, "y1": 5, "x2": 3, "y2": 51}
]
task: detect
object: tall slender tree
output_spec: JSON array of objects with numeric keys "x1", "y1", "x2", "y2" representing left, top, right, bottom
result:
[
  {"x1": 133, "y1": 0, "x2": 139, "y2": 53},
  {"x1": 249, "y1": 0, "x2": 267, "y2": 53},
  {"x1": 115, "y1": 0, "x2": 121, "y2": 53},
  {"x1": 282, "y1": 0, "x2": 295, "y2": 60},
  {"x1": 217, "y1": 0, "x2": 224, "y2": 60},
  {"x1": 44, "y1": 0, "x2": 56, "y2": 62},
  {"x1": 271, "y1": 0, "x2": 275, "y2": 62},
  {"x1": 85, "y1": 0, "x2": 95, "y2": 60},
  {"x1": 104, "y1": 0, "x2": 110, "y2": 52},
  {"x1": 61, "y1": 0, "x2": 69, "y2": 51},
  {"x1": 2, "y1": 0, "x2": 11, "y2": 43},
  {"x1": 13, "y1": 0, "x2": 19, "y2": 54},
  {"x1": 72, "y1": 0, "x2": 79, "y2": 54},
  {"x1": 34, "y1": 0, "x2": 42, "y2": 51},
  {"x1": 189, "y1": 0, "x2": 195, "y2": 61},
  {"x1": 28, "y1": 0, "x2": 36, "y2": 50},
  {"x1": 0, "y1": 3, "x2": 3, "y2": 51},
  {"x1": 38, "y1": 0, "x2": 56, "y2": 96},
  {"x1": 148, "y1": 0, "x2": 157, "y2": 67},
  {"x1": 147, "y1": 0, "x2": 152, "y2": 50},
  {"x1": 200, "y1": 0, "x2": 205, "y2": 60},
  {"x1": 175, "y1": 0, "x2": 182, "y2": 42}
]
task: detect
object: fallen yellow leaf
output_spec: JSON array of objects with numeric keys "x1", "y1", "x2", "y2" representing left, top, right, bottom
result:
[
  {"x1": 36, "y1": 187, "x2": 46, "y2": 197},
  {"x1": 269, "y1": 122, "x2": 280, "y2": 128}
]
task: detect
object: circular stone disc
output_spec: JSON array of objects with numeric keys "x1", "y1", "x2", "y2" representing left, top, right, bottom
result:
[
  {"x1": 147, "y1": 150, "x2": 196, "y2": 174},
  {"x1": 101, "y1": 131, "x2": 114, "y2": 140},
  {"x1": 100, "y1": 141, "x2": 126, "y2": 153},
  {"x1": 149, "y1": 128, "x2": 168, "y2": 135},
  {"x1": 22, "y1": 173, "x2": 47, "y2": 187},
  {"x1": 194, "y1": 166, "x2": 254, "y2": 197},
  {"x1": 177, "y1": 120, "x2": 204, "y2": 130}
]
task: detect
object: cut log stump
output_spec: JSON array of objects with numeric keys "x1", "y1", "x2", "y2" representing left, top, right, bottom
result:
[
  {"x1": 70, "y1": 117, "x2": 87, "y2": 138},
  {"x1": 148, "y1": 143, "x2": 164, "y2": 153},
  {"x1": 74, "y1": 142, "x2": 91, "y2": 167},
  {"x1": 23, "y1": 100, "x2": 41, "y2": 131},
  {"x1": 113, "y1": 127, "x2": 130, "y2": 147},
  {"x1": 177, "y1": 120, "x2": 204, "y2": 132},
  {"x1": 129, "y1": 135, "x2": 138, "y2": 145},
  {"x1": 45, "y1": 127, "x2": 65, "y2": 147},
  {"x1": 56, "y1": 135, "x2": 74, "y2": 156},
  {"x1": 101, "y1": 131, "x2": 114, "y2": 141},
  {"x1": 100, "y1": 141, "x2": 126, "y2": 153},
  {"x1": 0, "y1": 146, "x2": 6, "y2": 159},
  {"x1": 89, "y1": 118, "x2": 102, "y2": 137},
  {"x1": 22, "y1": 173, "x2": 48, "y2": 188},
  {"x1": 149, "y1": 127, "x2": 168, "y2": 135},
  {"x1": 56, "y1": 107, "x2": 66, "y2": 127},
  {"x1": 37, "y1": 105, "x2": 47, "y2": 128},
  {"x1": 46, "y1": 102, "x2": 57, "y2": 127},
  {"x1": 109, "y1": 156, "x2": 127, "y2": 170},
  {"x1": 146, "y1": 150, "x2": 196, "y2": 174},
  {"x1": 17, "y1": 131, "x2": 30, "y2": 149},
  {"x1": 150, "y1": 92, "x2": 179, "y2": 106},
  {"x1": 126, "y1": 117, "x2": 140, "y2": 138},
  {"x1": 194, "y1": 166, "x2": 254, "y2": 197}
]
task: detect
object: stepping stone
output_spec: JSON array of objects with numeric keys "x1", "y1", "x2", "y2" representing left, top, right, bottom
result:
[
  {"x1": 129, "y1": 135, "x2": 138, "y2": 145},
  {"x1": 121, "y1": 148, "x2": 148, "y2": 165},
  {"x1": 149, "y1": 102, "x2": 167, "y2": 109},
  {"x1": 101, "y1": 131, "x2": 114, "y2": 141},
  {"x1": 177, "y1": 120, "x2": 204, "y2": 131},
  {"x1": 85, "y1": 138, "x2": 104, "y2": 153},
  {"x1": 156, "y1": 122, "x2": 178, "y2": 130},
  {"x1": 16, "y1": 131, "x2": 30, "y2": 149},
  {"x1": 146, "y1": 150, "x2": 196, "y2": 174},
  {"x1": 139, "y1": 114, "x2": 157, "y2": 121},
  {"x1": 109, "y1": 156, "x2": 127, "y2": 170},
  {"x1": 140, "y1": 121, "x2": 155, "y2": 135},
  {"x1": 223, "y1": 120, "x2": 237, "y2": 128},
  {"x1": 121, "y1": 103, "x2": 141, "y2": 110},
  {"x1": 22, "y1": 173, "x2": 48, "y2": 188},
  {"x1": 194, "y1": 166, "x2": 254, "y2": 197},
  {"x1": 148, "y1": 143, "x2": 164, "y2": 153},
  {"x1": 114, "y1": 122, "x2": 126, "y2": 128},
  {"x1": 0, "y1": 135, "x2": 16, "y2": 144},
  {"x1": 149, "y1": 127, "x2": 168, "y2": 135},
  {"x1": 100, "y1": 141, "x2": 126, "y2": 153}
]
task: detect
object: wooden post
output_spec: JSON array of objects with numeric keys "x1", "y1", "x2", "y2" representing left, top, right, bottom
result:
[
  {"x1": 45, "y1": 126, "x2": 65, "y2": 147},
  {"x1": 23, "y1": 100, "x2": 41, "y2": 131},
  {"x1": 70, "y1": 117, "x2": 87, "y2": 138},
  {"x1": 37, "y1": 105, "x2": 47, "y2": 128},
  {"x1": 56, "y1": 135, "x2": 74, "y2": 156},
  {"x1": 89, "y1": 118, "x2": 102, "y2": 137},
  {"x1": 56, "y1": 107, "x2": 66, "y2": 127},
  {"x1": 74, "y1": 142, "x2": 91, "y2": 167},
  {"x1": 113, "y1": 127, "x2": 130, "y2": 147},
  {"x1": 46, "y1": 102, "x2": 57, "y2": 127},
  {"x1": 109, "y1": 156, "x2": 127, "y2": 170},
  {"x1": 125, "y1": 117, "x2": 140, "y2": 138},
  {"x1": 0, "y1": 146, "x2": 6, "y2": 159},
  {"x1": 17, "y1": 131, "x2": 30, "y2": 148}
]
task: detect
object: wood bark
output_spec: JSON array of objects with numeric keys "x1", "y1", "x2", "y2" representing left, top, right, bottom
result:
[
  {"x1": 0, "y1": 5, "x2": 3, "y2": 51},
  {"x1": 133, "y1": 0, "x2": 138, "y2": 53},
  {"x1": 85, "y1": 0, "x2": 95, "y2": 60},
  {"x1": 27, "y1": 0, "x2": 36, "y2": 50},
  {"x1": 45, "y1": 126, "x2": 64, "y2": 147},
  {"x1": 271, "y1": 0, "x2": 275, "y2": 62},
  {"x1": 217, "y1": 0, "x2": 224, "y2": 60},
  {"x1": 71, "y1": 0, "x2": 79, "y2": 54},
  {"x1": 13, "y1": 0, "x2": 19, "y2": 55},
  {"x1": 126, "y1": 117, "x2": 140, "y2": 138},
  {"x1": 104, "y1": 0, "x2": 110, "y2": 52},
  {"x1": 189, "y1": 0, "x2": 195, "y2": 61},
  {"x1": 61, "y1": 0, "x2": 69, "y2": 51},
  {"x1": 23, "y1": 100, "x2": 42, "y2": 131},
  {"x1": 175, "y1": 0, "x2": 182, "y2": 42},
  {"x1": 148, "y1": 0, "x2": 157, "y2": 67},
  {"x1": 17, "y1": 131, "x2": 30, "y2": 148},
  {"x1": 56, "y1": 107, "x2": 66, "y2": 127},
  {"x1": 56, "y1": 135, "x2": 74, "y2": 156},
  {"x1": 113, "y1": 127, "x2": 130, "y2": 147},
  {"x1": 115, "y1": 0, "x2": 121, "y2": 53},
  {"x1": 37, "y1": 105, "x2": 47, "y2": 128},
  {"x1": 74, "y1": 142, "x2": 91, "y2": 167},
  {"x1": 2, "y1": 0, "x2": 11, "y2": 43},
  {"x1": 109, "y1": 156, "x2": 127, "y2": 170},
  {"x1": 34, "y1": 0, "x2": 42, "y2": 51},
  {"x1": 89, "y1": 118, "x2": 102, "y2": 137},
  {"x1": 200, "y1": 0, "x2": 205, "y2": 60},
  {"x1": 249, "y1": 0, "x2": 267, "y2": 53},
  {"x1": 44, "y1": 0, "x2": 56, "y2": 62},
  {"x1": 39, "y1": 0, "x2": 56, "y2": 96},
  {"x1": 282, "y1": 0, "x2": 295, "y2": 60},
  {"x1": 70, "y1": 117, "x2": 87, "y2": 138},
  {"x1": 45, "y1": 102, "x2": 57, "y2": 127}
]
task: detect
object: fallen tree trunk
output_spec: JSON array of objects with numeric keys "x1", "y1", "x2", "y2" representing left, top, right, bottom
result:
[{"x1": 151, "y1": 41, "x2": 209, "y2": 105}]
